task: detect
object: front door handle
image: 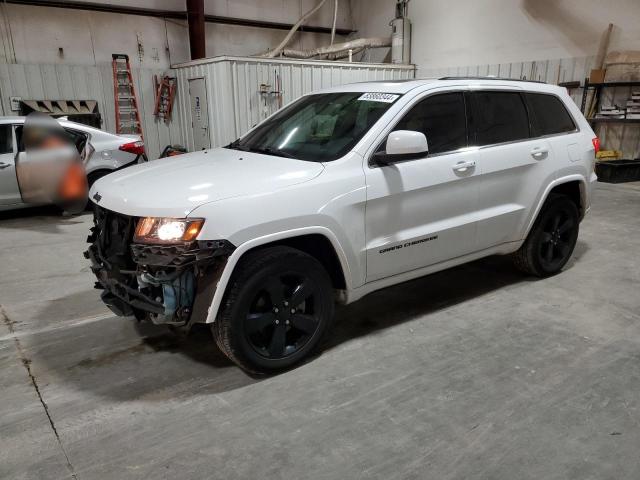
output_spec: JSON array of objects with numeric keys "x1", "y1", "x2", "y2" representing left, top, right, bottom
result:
[
  {"x1": 452, "y1": 160, "x2": 476, "y2": 172},
  {"x1": 530, "y1": 147, "x2": 549, "y2": 159},
  {"x1": 0, "y1": 162, "x2": 10, "y2": 170}
]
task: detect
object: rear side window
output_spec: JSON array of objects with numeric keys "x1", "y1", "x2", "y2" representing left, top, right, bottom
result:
[
  {"x1": 469, "y1": 91, "x2": 530, "y2": 146},
  {"x1": 395, "y1": 92, "x2": 467, "y2": 155},
  {"x1": 0, "y1": 125, "x2": 12, "y2": 154},
  {"x1": 525, "y1": 93, "x2": 576, "y2": 136}
]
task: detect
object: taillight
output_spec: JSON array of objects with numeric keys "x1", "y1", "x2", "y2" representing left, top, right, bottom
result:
[
  {"x1": 119, "y1": 140, "x2": 145, "y2": 156},
  {"x1": 592, "y1": 137, "x2": 600, "y2": 154}
]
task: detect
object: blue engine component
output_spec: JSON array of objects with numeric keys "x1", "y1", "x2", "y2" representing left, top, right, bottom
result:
[
  {"x1": 138, "y1": 269, "x2": 195, "y2": 325},
  {"x1": 161, "y1": 270, "x2": 195, "y2": 316}
]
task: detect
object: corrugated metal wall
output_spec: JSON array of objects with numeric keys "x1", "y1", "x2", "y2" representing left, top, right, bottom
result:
[
  {"x1": 173, "y1": 56, "x2": 416, "y2": 152},
  {"x1": 0, "y1": 63, "x2": 182, "y2": 160},
  {"x1": 3, "y1": 56, "x2": 637, "y2": 158},
  {"x1": 420, "y1": 55, "x2": 640, "y2": 158},
  {"x1": 0, "y1": 59, "x2": 414, "y2": 159},
  {"x1": 419, "y1": 56, "x2": 597, "y2": 105}
]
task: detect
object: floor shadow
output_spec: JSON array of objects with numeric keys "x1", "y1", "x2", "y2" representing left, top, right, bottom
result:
[
  {"x1": 136, "y1": 323, "x2": 235, "y2": 370},
  {"x1": 0, "y1": 204, "x2": 61, "y2": 220},
  {"x1": 63, "y1": 320, "x2": 261, "y2": 401},
  {"x1": 328, "y1": 242, "x2": 589, "y2": 349},
  {"x1": 29, "y1": 246, "x2": 589, "y2": 401},
  {"x1": 0, "y1": 205, "x2": 88, "y2": 233},
  {"x1": 327, "y1": 254, "x2": 529, "y2": 350},
  {"x1": 24, "y1": 297, "x2": 260, "y2": 401}
]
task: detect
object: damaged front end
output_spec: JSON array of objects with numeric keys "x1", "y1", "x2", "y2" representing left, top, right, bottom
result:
[{"x1": 84, "y1": 205, "x2": 234, "y2": 326}]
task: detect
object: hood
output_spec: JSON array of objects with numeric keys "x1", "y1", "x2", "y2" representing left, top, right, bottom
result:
[{"x1": 90, "y1": 148, "x2": 324, "y2": 217}]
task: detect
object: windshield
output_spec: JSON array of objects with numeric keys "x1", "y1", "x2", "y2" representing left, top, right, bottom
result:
[{"x1": 226, "y1": 92, "x2": 400, "y2": 162}]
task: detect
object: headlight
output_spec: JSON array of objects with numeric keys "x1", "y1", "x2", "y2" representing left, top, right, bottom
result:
[{"x1": 134, "y1": 217, "x2": 204, "y2": 244}]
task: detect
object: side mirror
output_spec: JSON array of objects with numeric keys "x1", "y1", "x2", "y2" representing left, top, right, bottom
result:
[{"x1": 373, "y1": 130, "x2": 429, "y2": 165}]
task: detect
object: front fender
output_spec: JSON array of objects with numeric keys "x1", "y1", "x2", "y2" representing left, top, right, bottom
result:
[{"x1": 202, "y1": 226, "x2": 353, "y2": 324}]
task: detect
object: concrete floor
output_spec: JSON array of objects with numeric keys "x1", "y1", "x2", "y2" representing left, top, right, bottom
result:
[{"x1": 1, "y1": 182, "x2": 639, "y2": 480}]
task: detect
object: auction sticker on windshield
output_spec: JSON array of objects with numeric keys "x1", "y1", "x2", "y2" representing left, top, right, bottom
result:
[{"x1": 357, "y1": 93, "x2": 400, "y2": 103}]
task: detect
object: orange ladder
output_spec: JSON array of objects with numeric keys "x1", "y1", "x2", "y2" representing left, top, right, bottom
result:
[
  {"x1": 111, "y1": 54, "x2": 143, "y2": 135},
  {"x1": 153, "y1": 75, "x2": 177, "y2": 122}
]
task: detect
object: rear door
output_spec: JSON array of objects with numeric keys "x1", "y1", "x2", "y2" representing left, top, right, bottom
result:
[
  {"x1": 469, "y1": 90, "x2": 556, "y2": 249},
  {"x1": 0, "y1": 124, "x2": 20, "y2": 205},
  {"x1": 364, "y1": 91, "x2": 480, "y2": 282}
]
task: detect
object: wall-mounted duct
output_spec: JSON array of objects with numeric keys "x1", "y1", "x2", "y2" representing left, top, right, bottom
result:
[
  {"x1": 282, "y1": 37, "x2": 391, "y2": 59},
  {"x1": 259, "y1": 0, "x2": 392, "y2": 61},
  {"x1": 263, "y1": 0, "x2": 329, "y2": 58}
]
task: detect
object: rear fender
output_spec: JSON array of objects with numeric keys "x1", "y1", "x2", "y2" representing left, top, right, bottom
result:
[{"x1": 523, "y1": 174, "x2": 588, "y2": 238}]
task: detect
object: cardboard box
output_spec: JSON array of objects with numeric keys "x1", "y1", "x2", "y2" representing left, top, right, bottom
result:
[{"x1": 589, "y1": 69, "x2": 607, "y2": 84}]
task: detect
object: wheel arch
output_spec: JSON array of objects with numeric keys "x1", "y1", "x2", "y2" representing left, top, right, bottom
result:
[
  {"x1": 524, "y1": 175, "x2": 587, "y2": 238},
  {"x1": 203, "y1": 227, "x2": 352, "y2": 324},
  {"x1": 86, "y1": 168, "x2": 114, "y2": 188}
]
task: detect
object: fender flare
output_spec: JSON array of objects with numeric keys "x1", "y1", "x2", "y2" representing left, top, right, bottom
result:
[
  {"x1": 523, "y1": 174, "x2": 587, "y2": 238},
  {"x1": 204, "y1": 226, "x2": 353, "y2": 323}
]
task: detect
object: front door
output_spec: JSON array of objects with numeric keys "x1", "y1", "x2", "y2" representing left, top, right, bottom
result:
[
  {"x1": 364, "y1": 92, "x2": 480, "y2": 282},
  {"x1": 0, "y1": 124, "x2": 20, "y2": 205},
  {"x1": 189, "y1": 77, "x2": 211, "y2": 151}
]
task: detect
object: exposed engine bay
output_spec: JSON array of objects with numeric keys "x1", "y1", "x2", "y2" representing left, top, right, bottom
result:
[{"x1": 84, "y1": 205, "x2": 234, "y2": 326}]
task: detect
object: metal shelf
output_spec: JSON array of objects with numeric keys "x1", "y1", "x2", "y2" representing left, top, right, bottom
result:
[
  {"x1": 581, "y1": 78, "x2": 640, "y2": 116},
  {"x1": 588, "y1": 118, "x2": 640, "y2": 124},
  {"x1": 584, "y1": 81, "x2": 640, "y2": 89}
]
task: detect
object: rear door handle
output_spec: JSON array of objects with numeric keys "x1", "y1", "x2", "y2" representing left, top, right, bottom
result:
[
  {"x1": 0, "y1": 162, "x2": 10, "y2": 169},
  {"x1": 452, "y1": 160, "x2": 476, "y2": 172},
  {"x1": 530, "y1": 147, "x2": 549, "y2": 159}
]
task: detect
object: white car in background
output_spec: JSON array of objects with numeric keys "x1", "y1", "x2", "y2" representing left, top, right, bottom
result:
[{"x1": 0, "y1": 116, "x2": 144, "y2": 211}]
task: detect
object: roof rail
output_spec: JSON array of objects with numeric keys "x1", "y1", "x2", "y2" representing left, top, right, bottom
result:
[{"x1": 438, "y1": 76, "x2": 546, "y2": 84}]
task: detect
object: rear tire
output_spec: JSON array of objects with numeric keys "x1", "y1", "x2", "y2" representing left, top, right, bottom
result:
[
  {"x1": 511, "y1": 194, "x2": 579, "y2": 277},
  {"x1": 212, "y1": 246, "x2": 334, "y2": 374}
]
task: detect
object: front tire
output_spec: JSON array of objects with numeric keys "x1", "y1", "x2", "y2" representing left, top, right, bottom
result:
[
  {"x1": 512, "y1": 194, "x2": 580, "y2": 277},
  {"x1": 212, "y1": 246, "x2": 334, "y2": 374}
]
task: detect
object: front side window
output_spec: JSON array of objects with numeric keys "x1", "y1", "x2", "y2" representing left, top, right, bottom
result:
[
  {"x1": 469, "y1": 91, "x2": 530, "y2": 146},
  {"x1": 525, "y1": 93, "x2": 576, "y2": 136},
  {"x1": 227, "y1": 92, "x2": 399, "y2": 162},
  {"x1": 394, "y1": 92, "x2": 467, "y2": 155}
]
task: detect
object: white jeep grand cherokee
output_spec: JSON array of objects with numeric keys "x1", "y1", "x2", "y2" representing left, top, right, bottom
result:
[{"x1": 86, "y1": 77, "x2": 598, "y2": 373}]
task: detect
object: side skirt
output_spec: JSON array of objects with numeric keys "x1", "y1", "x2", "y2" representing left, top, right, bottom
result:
[{"x1": 344, "y1": 241, "x2": 522, "y2": 305}]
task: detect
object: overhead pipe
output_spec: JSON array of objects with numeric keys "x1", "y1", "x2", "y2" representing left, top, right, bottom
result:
[
  {"x1": 263, "y1": 0, "x2": 328, "y2": 58},
  {"x1": 186, "y1": 0, "x2": 205, "y2": 60},
  {"x1": 330, "y1": 0, "x2": 338, "y2": 45},
  {"x1": 281, "y1": 37, "x2": 391, "y2": 59},
  {"x1": 260, "y1": 0, "x2": 390, "y2": 62}
]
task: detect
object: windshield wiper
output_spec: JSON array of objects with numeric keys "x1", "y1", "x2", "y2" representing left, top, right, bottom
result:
[
  {"x1": 248, "y1": 146, "x2": 298, "y2": 159},
  {"x1": 225, "y1": 140, "x2": 298, "y2": 159},
  {"x1": 226, "y1": 139, "x2": 249, "y2": 151},
  {"x1": 225, "y1": 139, "x2": 298, "y2": 160}
]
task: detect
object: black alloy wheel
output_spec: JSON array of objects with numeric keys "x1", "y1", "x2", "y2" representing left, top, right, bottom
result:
[
  {"x1": 213, "y1": 246, "x2": 334, "y2": 374},
  {"x1": 244, "y1": 274, "x2": 321, "y2": 359},
  {"x1": 511, "y1": 194, "x2": 579, "y2": 277},
  {"x1": 537, "y1": 208, "x2": 576, "y2": 271}
]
